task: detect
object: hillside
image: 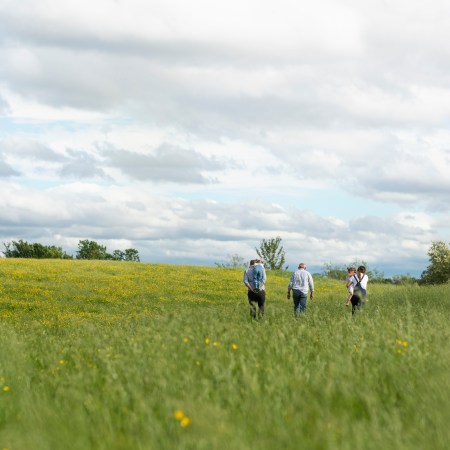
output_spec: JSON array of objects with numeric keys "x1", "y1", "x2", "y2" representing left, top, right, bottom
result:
[{"x1": 0, "y1": 259, "x2": 449, "y2": 450}]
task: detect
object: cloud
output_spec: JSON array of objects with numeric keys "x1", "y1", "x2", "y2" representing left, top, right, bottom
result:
[
  {"x1": 102, "y1": 142, "x2": 227, "y2": 183},
  {"x1": 59, "y1": 148, "x2": 109, "y2": 180},
  {"x1": 0, "y1": 181, "x2": 436, "y2": 274},
  {"x1": 0, "y1": 157, "x2": 20, "y2": 177},
  {"x1": 0, "y1": 94, "x2": 11, "y2": 114},
  {"x1": 1, "y1": 137, "x2": 63, "y2": 161},
  {"x1": 0, "y1": 0, "x2": 449, "y2": 276}
]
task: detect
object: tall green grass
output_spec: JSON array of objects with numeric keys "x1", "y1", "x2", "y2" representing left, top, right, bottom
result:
[{"x1": 0, "y1": 259, "x2": 449, "y2": 449}]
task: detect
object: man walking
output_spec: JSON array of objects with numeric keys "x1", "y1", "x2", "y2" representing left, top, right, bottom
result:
[
  {"x1": 243, "y1": 259, "x2": 267, "y2": 318},
  {"x1": 287, "y1": 263, "x2": 314, "y2": 315}
]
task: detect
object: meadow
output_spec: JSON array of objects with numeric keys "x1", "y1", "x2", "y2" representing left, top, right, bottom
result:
[{"x1": 0, "y1": 259, "x2": 449, "y2": 450}]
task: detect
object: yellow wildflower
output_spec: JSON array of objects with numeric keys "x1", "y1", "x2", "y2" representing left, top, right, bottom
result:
[
  {"x1": 180, "y1": 417, "x2": 192, "y2": 427},
  {"x1": 231, "y1": 343, "x2": 238, "y2": 350},
  {"x1": 183, "y1": 338, "x2": 189, "y2": 343},
  {"x1": 205, "y1": 338, "x2": 210, "y2": 345},
  {"x1": 174, "y1": 410, "x2": 185, "y2": 420},
  {"x1": 3, "y1": 386, "x2": 10, "y2": 392}
]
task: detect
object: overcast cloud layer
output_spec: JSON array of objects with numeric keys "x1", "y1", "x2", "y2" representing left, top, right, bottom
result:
[{"x1": 1, "y1": 0, "x2": 449, "y2": 276}]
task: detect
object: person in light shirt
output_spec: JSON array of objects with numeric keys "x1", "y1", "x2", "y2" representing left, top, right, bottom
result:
[
  {"x1": 350, "y1": 265, "x2": 369, "y2": 315},
  {"x1": 345, "y1": 267, "x2": 357, "y2": 307},
  {"x1": 287, "y1": 262, "x2": 314, "y2": 315}
]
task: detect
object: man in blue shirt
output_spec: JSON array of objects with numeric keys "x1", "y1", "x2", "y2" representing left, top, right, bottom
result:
[
  {"x1": 287, "y1": 263, "x2": 314, "y2": 315},
  {"x1": 243, "y1": 259, "x2": 267, "y2": 318}
]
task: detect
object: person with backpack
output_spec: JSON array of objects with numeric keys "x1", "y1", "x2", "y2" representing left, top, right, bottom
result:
[
  {"x1": 350, "y1": 265, "x2": 369, "y2": 315},
  {"x1": 253, "y1": 259, "x2": 265, "y2": 292},
  {"x1": 243, "y1": 259, "x2": 267, "y2": 318}
]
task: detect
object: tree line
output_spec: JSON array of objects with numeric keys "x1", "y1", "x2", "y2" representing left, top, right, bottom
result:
[
  {"x1": 3, "y1": 236, "x2": 449, "y2": 285},
  {"x1": 216, "y1": 236, "x2": 450, "y2": 286},
  {"x1": 2, "y1": 239, "x2": 140, "y2": 262}
]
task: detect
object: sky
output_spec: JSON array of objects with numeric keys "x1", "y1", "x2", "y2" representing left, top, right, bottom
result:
[{"x1": 1, "y1": 0, "x2": 449, "y2": 277}]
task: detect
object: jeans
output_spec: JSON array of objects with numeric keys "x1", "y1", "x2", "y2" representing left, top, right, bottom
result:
[{"x1": 293, "y1": 290, "x2": 308, "y2": 315}]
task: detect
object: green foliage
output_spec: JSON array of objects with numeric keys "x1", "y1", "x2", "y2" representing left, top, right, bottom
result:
[
  {"x1": 215, "y1": 253, "x2": 247, "y2": 268},
  {"x1": 76, "y1": 239, "x2": 109, "y2": 260},
  {"x1": 322, "y1": 260, "x2": 385, "y2": 281},
  {"x1": 321, "y1": 262, "x2": 347, "y2": 280},
  {"x1": 420, "y1": 240, "x2": 450, "y2": 285},
  {"x1": 391, "y1": 274, "x2": 418, "y2": 285},
  {"x1": 111, "y1": 248, "x2": 141, "y2": 262},
  {"x1": 3, "y1": 240, "x2": 72, "y2": 259},
  {"x1": 76, "y1": 239, "x2": 140, "y2": 261},
  {"x1": 0, "y1": 259, "x2": 449, "y2": 449},
  {"x1": 3, "y1": 239, "x2": 140, "y2": 262},
  {"x1": 256, "y1": 236, "x2": 286, "y2": 270}
]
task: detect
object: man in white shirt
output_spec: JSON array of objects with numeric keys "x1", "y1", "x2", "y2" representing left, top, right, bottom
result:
[{"x1": 287, "y1": 263, "x2": 314, "y2": 315}]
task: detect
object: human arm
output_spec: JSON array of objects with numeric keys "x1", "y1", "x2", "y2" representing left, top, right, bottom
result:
[
  {"x1": 287, "y1": 272, "x2": 294, "y2": 299},
  {"x1": 309, "y1": 273, "x2": 314, "y2": 300},
  {"x1": 243, "y1": 269, "x2": 254, "y2": 291}
]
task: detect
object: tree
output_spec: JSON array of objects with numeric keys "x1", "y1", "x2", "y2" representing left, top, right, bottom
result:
[
  {"x1": 3, "y1": 240, "x2": 72, "y2": 259},
  {"x1": 321, "y1": 262, "x2": 347, "y2": 280},
  {"x1": 76, "y1": 240, "x2": 108, "y2": 260},
  {"x1": 420, "y1": 240, "x2": 450, "y2": 285},
  {"x1": 256, "y1": 236, "x2": 286, "y2": 270},
  {"x1": 110, "y1": 248, "x2": 140, "y2": 262},
  {"x1": 321, "y1": 260, "x2": 384, "y2": 281},
  {"x1": 123, "y1": 248, "x2": 140, "y2": 262},
  {"x1": 215, "y1": 253, "x2": 247, "y2": 268},
  {"x1": 391, "y1": 274, "x2": 418, "y2": 286}
]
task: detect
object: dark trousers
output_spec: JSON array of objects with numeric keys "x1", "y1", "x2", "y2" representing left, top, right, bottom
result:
[
  {"x1": 351, "y1": 293, "x2": 366, "y2": 315},
  {"x1": 248, "y1": 290, "x2": 266, "y2": 318}
]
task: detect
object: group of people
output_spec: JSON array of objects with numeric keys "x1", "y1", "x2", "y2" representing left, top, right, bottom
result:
[{"x1": 243, "y1": 260, "x2": 369, "y2": 318}]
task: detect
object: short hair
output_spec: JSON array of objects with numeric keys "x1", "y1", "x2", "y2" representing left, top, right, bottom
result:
[
  {"x1": 298, "y1": 262, "x2": 306, "y2": 269},
  {"x1": 358, "y1": 265, "x2": 366, "y2": 272}
]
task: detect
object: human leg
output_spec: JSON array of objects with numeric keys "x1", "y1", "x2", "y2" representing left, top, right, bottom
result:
[
  {"x1": 248, "y1": 291, "x2": 257, "y2": 317},
  {"x1": 351, "y1": 294, "x2": 361, "y2": 315},
  {"x1": 256, "y1": 290, "x2": 266, "y2": 316},
  {"x1": 360, "y1": 289, "x2": 367, "y2": 309},
  {"x1": 248, "y1": 290, "x2": 265, "y2": 318},
  {"x1": 293, "y1": 290, "x2": 308, "y2": 315},
  {"x1": 345, "y1": 292, "x2": 352, "y2": 306}
]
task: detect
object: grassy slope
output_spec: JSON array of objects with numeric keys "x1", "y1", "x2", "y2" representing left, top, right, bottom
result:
[{"x1": 0, "y1": 259, "x2": 449, "y2": 450}]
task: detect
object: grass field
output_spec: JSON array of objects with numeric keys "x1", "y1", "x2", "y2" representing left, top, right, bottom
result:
[{"x1": 0, "y1": 259, "x2": 449, "y2": 450}]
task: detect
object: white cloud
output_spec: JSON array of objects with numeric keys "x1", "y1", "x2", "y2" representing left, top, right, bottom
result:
[{"x1": 0, "y1": 0, "x2": 449, "y2": 276}]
